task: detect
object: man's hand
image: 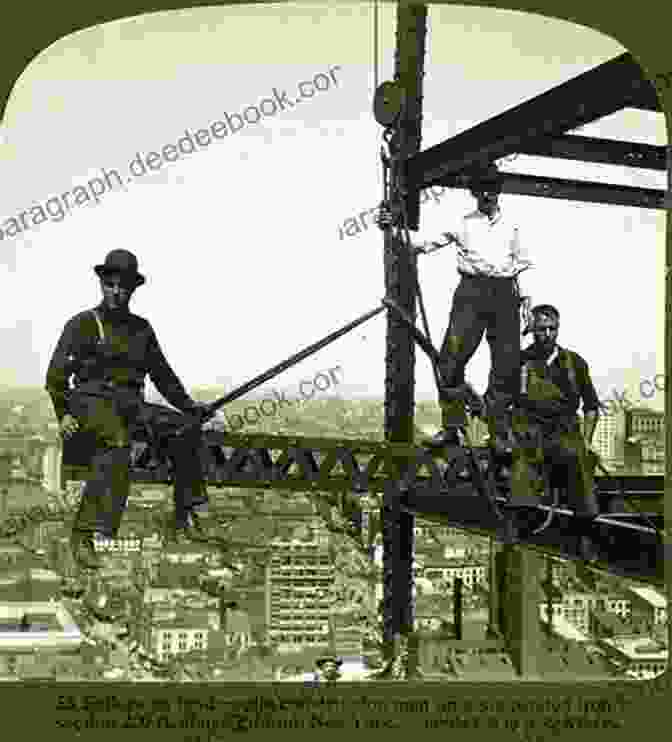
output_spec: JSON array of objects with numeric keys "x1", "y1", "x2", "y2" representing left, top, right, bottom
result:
[
  {"x1": 374, "y1": 202, "x2": 397, "y2": 231},
  {"x1": 59, "y1": 414, "x2": 79, "y2": 440},
  {"x1": 414, "y1": 232, "x2": 461, "y2": 255},
  {"x1": 188, "y1": 401, "x2": 211, "y2": 420}
]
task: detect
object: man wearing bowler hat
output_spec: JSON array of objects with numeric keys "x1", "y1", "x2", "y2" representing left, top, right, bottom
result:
[
  {"x1": 312, "y1": 654, "x2": 343, "y2": 683},
  {"x1": 46, "y1": 249, "x2": 210, "y2": 570}
]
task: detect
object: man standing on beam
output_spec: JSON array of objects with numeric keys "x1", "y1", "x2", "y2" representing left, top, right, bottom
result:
[
  {"x1": 377, "y1": 164, "x2": 532, "y2": 454},
  {"x1": 516, "y1": 304, "x2": 601, "y2": 561}
]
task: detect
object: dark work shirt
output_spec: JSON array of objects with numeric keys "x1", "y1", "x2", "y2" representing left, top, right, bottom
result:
[
  {"x1": 45, "y1": 302, "x2": 195, "y2": 421},
  {"x1": 519, "y1": 343, "x2": 600, "y2": 421}
]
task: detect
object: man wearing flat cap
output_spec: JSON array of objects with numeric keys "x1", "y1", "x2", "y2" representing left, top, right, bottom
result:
[
  {"x1": 378, "y1": 165, "x2": 532, "y2": 455},
  {"x1": 46, "y1": 249, "x2": 210, "y2": 570},
  {"x1": 514, "y1": 303, "x2": 601, "y2": 561}
]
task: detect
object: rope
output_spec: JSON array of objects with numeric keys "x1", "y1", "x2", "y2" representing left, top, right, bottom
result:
[{"x1": 378, "y1": 80, "x2": 444, "y2": 395}]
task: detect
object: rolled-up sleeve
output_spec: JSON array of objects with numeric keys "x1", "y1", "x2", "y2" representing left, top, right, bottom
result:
[
  {"x1": 146, "y1": 324, "x2": 195, "y2": 413},
  {"x1": 45, "y1": 317, "x2": 80, "y2": 422},
  {"x1": 511, "y1": 226, "x2": 533, "y2": 267}
]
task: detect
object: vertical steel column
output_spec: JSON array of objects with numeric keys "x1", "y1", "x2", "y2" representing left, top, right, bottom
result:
[
  {"x1": 381, "y1": 1, "x2": 428, "y2": 663},
  {"x1": 453, "y1": 577, "x2": 464, "y2": 640},
  {"x1": 544, "y1": 556, "x2": 554, "y2": 637},
  {"x1": 665, "y1": 144, "x2": 671, "y2": 653},
  {"x1": 0, "y1": 453, "x2": 12, "y2": 529},
  {"x1": 486, "y1": 536, "x2": 503, "y2": 638},
  {"x1": 500, "y1": 545, "x2": 543, "y2": 678}
]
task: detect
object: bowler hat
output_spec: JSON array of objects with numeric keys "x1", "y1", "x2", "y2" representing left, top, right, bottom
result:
[
  {"x1": 315, "y1": 655, "x2": 343, "y2": 668},
  {"x1": 94, "y1": 249, "x2": 145, "y2": 287}
]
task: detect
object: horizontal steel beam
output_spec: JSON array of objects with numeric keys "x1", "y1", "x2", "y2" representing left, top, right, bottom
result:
[
  {"x1": 403, "y1": 489, "x2": 664, "y2": 587},
  {"x1": 61, "y1": 432, "x2": 665, "y2": 497},
  {"x1": 593, "y1": 473, "x2": 664, "y2": 495},
  {"x1": 514, "y1": 135, "x2": 666, "y2": 170},
  {"x1": 406, "y1": 52, "x2": 662, "y2": 191},
  {"x1": 61, "y1": 432, "x2": 664, "y2": 492},
  {"x1": 437, "y1": 171, "x2": 667, "y2": 209}
]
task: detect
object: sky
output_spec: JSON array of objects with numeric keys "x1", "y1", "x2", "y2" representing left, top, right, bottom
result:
[{"x1": 0, "y1": 2, "x2": 666, "y2": 409}]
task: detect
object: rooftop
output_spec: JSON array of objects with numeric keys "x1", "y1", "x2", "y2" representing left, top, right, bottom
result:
[
  {"x1": 153, "y1": 614, "x2": 211, "y2": 631},
  {"x1": 222, "y1": 609, "x2": 251, "y2": 635},
  {"x1": 628, "y1": 586, "x2": 666, "y2": 608},
  {"x1": 601, "y1": 636, "x2": 668, "y2": 659}
]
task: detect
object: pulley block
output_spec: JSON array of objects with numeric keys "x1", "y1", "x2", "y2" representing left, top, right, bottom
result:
[{"x1": 373, "y1": 81, "x2": 405, "y2": 127}]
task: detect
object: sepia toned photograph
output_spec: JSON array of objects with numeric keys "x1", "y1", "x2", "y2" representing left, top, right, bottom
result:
[{"x1": 0, "y1": 0, "x2": 668, "y2": 733}]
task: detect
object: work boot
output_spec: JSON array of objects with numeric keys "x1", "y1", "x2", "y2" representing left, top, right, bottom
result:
[
  {"x1": 70, "y1": 530, "x2": 102, "y2": 570},
  {"x1": 577, "y1": 535, "x2": 599, "y2": 563},
  {"x1": 422, "y1": 397, "x2": 467, "y2": 448},
  {"x1": 576, "y1": 518, "x2": 599, "y2": 562}
]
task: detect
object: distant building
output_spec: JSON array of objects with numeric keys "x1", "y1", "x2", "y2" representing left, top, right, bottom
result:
[
  {"x1": 626, "y1": 407, "x2": 665, "y2": 437},
  {"x1": 151, "y1": 612, "x2": 210, "y2": 662},
  {"x1": 420, "y1": 559, "x2": 487, "y2": 590},
  {"x1": 558, "y1": 591, "x2": 631, "y2": 633},
  {"x1": 627, "y1": 586, "x2": 667, "y2": 628},
  {"x1": 0, "y1": 601, "x2": 82, "y2": 654},
  {"x1": 623, "y1": 407, "x2": 665, "y2": 473},
  {"x1": 221, "y1": 608, "x2": 252, "y2": 652},
  {"x1": 41, "y1": 443, "x2": 62, "y2": 492},
  {"x1": 330, "y1": 614, "x2": 363, "y2": 657},
  {"x1": 591, "y1": 410, "x2": 620, "y2": 464},
  {"x1": 599, "y1": 636, "x2": 667, "y2": 679},
  {"x1": 265, "y1": 534, "x2": 333, "y2": 651}
]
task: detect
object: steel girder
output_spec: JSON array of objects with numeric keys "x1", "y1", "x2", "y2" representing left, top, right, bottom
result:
[
  {"x1": 61, "y1": 429, "x2": 663, "y2": 498},
  {"x1": 382, "y1": 1, "x2": 428, "y2": 659},
  {"x1": 403, "y1": 486, "x2": 664, "y2": 588},
  {"x1": 437, "y1": 171, "x2": 667, "y2": 209},
  {"x1": 515, "y1": 135, "x2": 666, "y2": 171},
  {"x1": 405, "y1": 52, "x2": 662, "y2": 195}
]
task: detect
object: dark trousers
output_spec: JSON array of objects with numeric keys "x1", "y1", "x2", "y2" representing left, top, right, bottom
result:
[
  {"x1": 513, "y1": 415, "x2": 599, "y2": 525},
  {"x1": 544, "y1": 429, "x2": 599, "y2": 521},
  {"x1": 68, "y1": 386, "x2": 207, "y2": 537},
  {"x1": 438, "y1": 272, "x2": 520, "y2": 429}
]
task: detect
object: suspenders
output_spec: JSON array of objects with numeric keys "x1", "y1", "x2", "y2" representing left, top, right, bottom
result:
[
  {"x1": 91, "y1": 309, "x2": 105, "y2": 343},
  {"x1": 520, "y1": 346, "x2": 579, "y2": 397}
]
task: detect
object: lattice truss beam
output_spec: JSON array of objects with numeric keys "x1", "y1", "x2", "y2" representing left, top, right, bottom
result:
[{"x1": 62, "y1": 430, "x2": 663, "y2": 500}]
